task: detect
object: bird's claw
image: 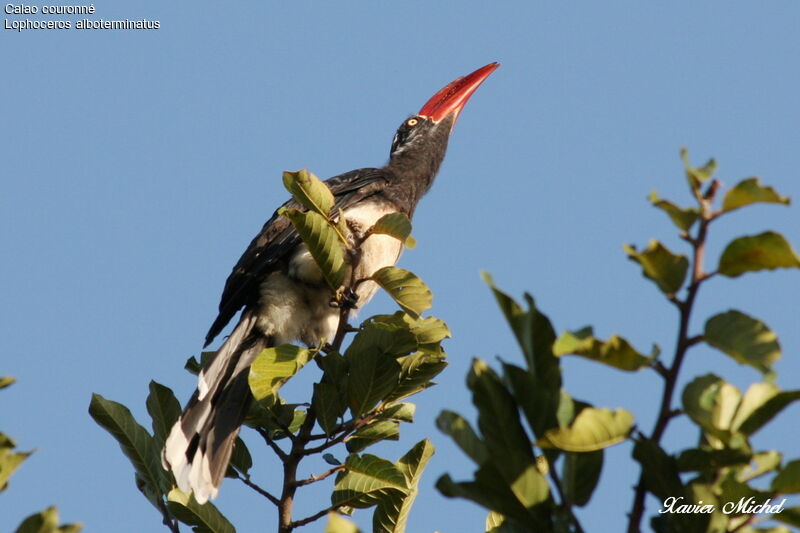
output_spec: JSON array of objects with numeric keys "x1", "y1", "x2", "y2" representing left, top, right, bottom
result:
[
  {"x1": 329, "y1": 287, "x2": 359, "y2": 310},
  {"x1": 340, "y1": 287, "x2": 359, "y2": 310}
]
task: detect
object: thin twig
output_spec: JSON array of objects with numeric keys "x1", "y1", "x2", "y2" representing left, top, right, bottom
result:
[
  {"x1": 303, "y1": 413, "x2": 377, "y2": 455},
  {"x1": 296, "y1": 465, "x2": 345, "y2": 487},
  {"x1": 547, "y1": 466, "x2": 586, "y2": 533},
  {"x1": 290, "y1": 506, "x2": 344, "y2": 529},
  {"x1": 651, "y1": 360, "x2": 669, "y2": 379},
  {"x1": 234, "y1": 473, "x2": 280, "y2": 506},
  {"x1": 256, "y1": 427, "x2": 289, "y2": 462},
  {"x1": 685, "y1": 335, "x2": 703, "y2": 348}
]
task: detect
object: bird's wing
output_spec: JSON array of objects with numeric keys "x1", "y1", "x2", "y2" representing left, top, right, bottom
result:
[{"x1": 204, "y1": 168, "x2": 391, "y2": 346}]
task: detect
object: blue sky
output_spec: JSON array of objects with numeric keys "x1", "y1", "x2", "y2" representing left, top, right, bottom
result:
[{"x1": 2, "y1": 2, "x2": 799, "y2": 532}]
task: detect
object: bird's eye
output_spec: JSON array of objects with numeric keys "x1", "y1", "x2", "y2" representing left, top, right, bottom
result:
[{"x1": 407, "y1": 118, "x2": 418, "y2": 127}]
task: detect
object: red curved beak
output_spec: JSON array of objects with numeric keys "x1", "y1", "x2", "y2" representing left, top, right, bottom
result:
[{"x1": 417, "y1": 62, "x2": 500, "y2": 125}]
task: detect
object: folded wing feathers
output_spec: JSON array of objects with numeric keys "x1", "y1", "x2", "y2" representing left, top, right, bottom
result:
[{"x1": 162, "y1": 312, "x2": 262, "y2": 504}]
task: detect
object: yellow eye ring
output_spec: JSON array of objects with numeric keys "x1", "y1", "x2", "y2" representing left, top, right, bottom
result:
[{"x1": 407, "y1": 118, "x2": 418, "y2": 126}]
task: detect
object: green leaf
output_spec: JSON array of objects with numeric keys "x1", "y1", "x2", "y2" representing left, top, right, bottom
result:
[
  {"x1": 373, "y1": 439, "x2": 434, "y2": 533},
  {"x1": 437, "y1": 462, "x2": 550, "y2": 526},
  {"x1": 246, "y1": 400, "x2": 307, "y2": 438},
  {"x1": 468, "y1": 359, "x2": 535, "y2": 467},
  {"x1": 774, "y1": 507, "x2": 800, "y2": 528},
  {"x1": 347, "y1": 322, "x2": 417, "y2": 359},
  {"x1": 370, "y1": 213, "x2": 417, "y2": 249},
  {"x1": 737, "y1": 451, "x2": 782, "y2": 482},
  {"x1": 562, "y1": 450, "x2": 603, "y2": 507},
  {"x1": 722, "y1": 177, "x2": 790, "y2": 213},
  {"x1": 88, "y1": 393, "x2": 168, "y2": 508},
  {"x1": 772, "y1": 460, "x2": 800, "y2": 493},
  {"x1": 719, "y1": 472, "x2": 775, "y2": 513},
  {"x1": 332, "y1": 454, "x2": 408, "y2": 509},
  {"x1": 680, "y1": 379, "x2": 753, "y2": 454},
  {"x1": 14, "y1": 506, "x2": 83, "y2": 533},
  {"x1": 368, "y1": 313, "x2": 451, "y2": 346},
  {"x1": 371, "y1": 267, "x2": 432, "y2": 318},
  {"x1": 0, "y1": 376, "x2": 15, "y2": 389},
  {"x1": 467, "y1": 361, "x2": 553, "y2": 516},
  {"x1": 167, "y1": 488, "x2": 236, "y2": 533},
  {"x1": 377, "y1": 402, "x2": 415, "y2": 423},
  {"x1": 481, "y1": 273, "x2": 559, "y2": 378},
  {"x1": 681, "y1": 374, "x2": 741, "y2": 437},
  {"x1": 503, "y1": 363, "x2": 559, "y2": 440},
  {"x1": 313, "y1": 382, "x2": 344, "y2": 435},
  {"x1": 648, "y1": 191, "x2": 700, "y2": 231},
  {"x1": 539, "y1": 408, "x2": 633, "y2": 452},
  {"x1": 0, "y1": 434, "x2": 32, "y2": 491},
  {"x1": 632, "y1": 440, "x2": 683, "y2": 501},
  {"x1": 146, "y1": 381, "x2": 182, "y2": 448},
  {"x1": 485, "y1": 512, "x2": 531, "y2": 533},
  {"x1": 718, "y1": 231, "x2": 800, "y2": 277},
  {"x1": 436, "y1": 410, "x2": 488, "y2": 466},
  {"x1": 326, "y1": 513, "x2": 362, "y2": 533},
  {"x1": 347, "y1": 348, "x2": 402, "y2": 416},
  {"x1": 731, "y1": 383, "x2": 780, "y2": 432},
  {"x1": 624, "y1": 240, "x2": 688, "y2": 295},
  {"x1": 553, "y1": 327, "x2": 655, "y2": 371},
  {"x1": 676, "y1": 448, "x2": 751, "y2": 473},
  {"x1": 738, "y1": 390, "x2": 800, "y2": 435},
  {"x1": 282, "y1": 168, "x2": 335, "y2": 217},
  {"x1": 248, "y1": 345, "x2": 314, "y2": 402},
  {"x1": 704, "y1": 310, "x2": 781, "y2": 374},
  {"x1": 555, "y1": 390, "x2": 584, "y2": 428},
  {"x1": 346, "y1": 420, "x2": 399, "y2": 453},
  {"x1": 681, "y1": 148, "x2": 717, "y2": 190},
  {"x1": 280, "y1": 208, "x2": 346, "y2": 289},
  {"x1": 385, "y1": 351, "x2": 447, "y2": 403}
]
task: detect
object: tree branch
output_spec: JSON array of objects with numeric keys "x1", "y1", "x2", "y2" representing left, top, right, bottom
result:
[
  {"x1": 627, "y1": 186, "x2": 717, "y2": 533},
  {"x1": 275, "y1": 221, "x2": 368, "y2": 532},
  {"x1": 278, "y1": 407, "x2": 317, "y2": 533}
]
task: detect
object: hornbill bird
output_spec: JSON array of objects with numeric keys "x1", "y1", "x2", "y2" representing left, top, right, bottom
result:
[{"x1": 163, "y1": 62, "x2": 499, "y2": 503}]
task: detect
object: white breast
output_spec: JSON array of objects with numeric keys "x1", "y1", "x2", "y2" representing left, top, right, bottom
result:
[
  {"x1": 344, "y1": 201, "x2": 404, "y2": 304},
  {"x1": 257, "y1": 199, "x2": 404, "y2": 346}
]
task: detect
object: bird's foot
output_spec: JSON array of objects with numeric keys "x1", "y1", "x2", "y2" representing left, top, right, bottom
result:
[
  {"x1": 340, "y1": 287, "x2": 360, "y2": 310},
  {"x1": 329, "y1": 287, "x2": 360, "y2": 310}
]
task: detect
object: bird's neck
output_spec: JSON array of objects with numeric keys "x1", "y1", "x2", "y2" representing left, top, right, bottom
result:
[{"x1": 385, "y1": 144, "x2": 450, "y2": 215}]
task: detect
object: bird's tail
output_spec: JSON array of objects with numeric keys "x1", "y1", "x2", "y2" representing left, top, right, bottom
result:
[{"x1": 162, "y1": 311, "x2": 267, "y2": 504}]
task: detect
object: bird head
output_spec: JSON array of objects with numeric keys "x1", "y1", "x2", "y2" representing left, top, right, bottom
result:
[{"x1": 388, "y1": 62, "x2": 499, "y2": 183}]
